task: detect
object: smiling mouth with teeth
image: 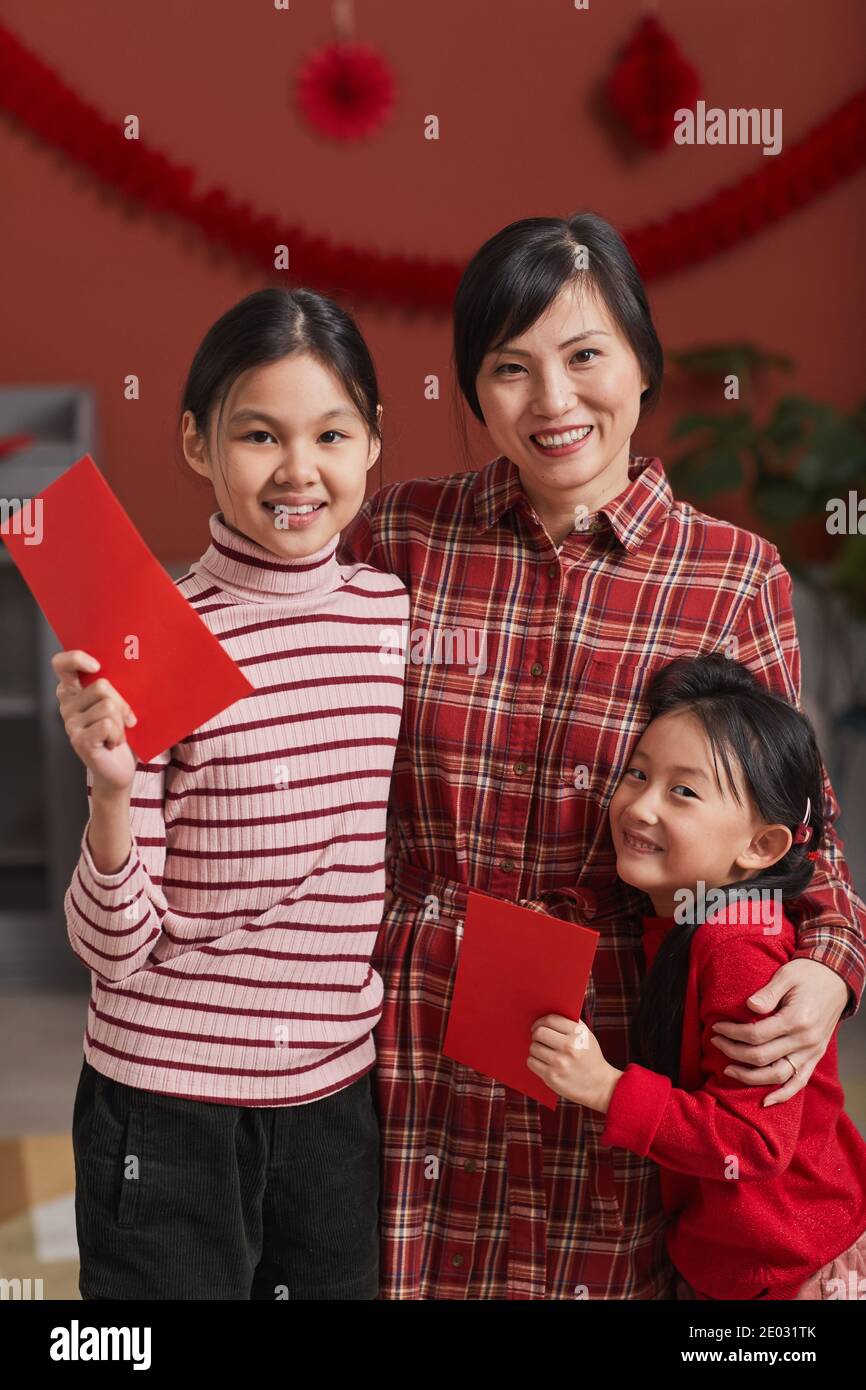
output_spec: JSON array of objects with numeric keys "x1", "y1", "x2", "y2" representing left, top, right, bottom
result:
[
  {"x1": 263, "y1": 501, "x2": 326, "y2": 515},
  {"x1": 622, "y1": 828, "x2": 663, "y2": 854},
  {"x1": 532, "y1": 426, "x2": 593, "y2": 449}
]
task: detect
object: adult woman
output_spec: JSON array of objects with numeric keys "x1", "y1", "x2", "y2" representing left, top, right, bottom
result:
[{"x1": 337, "y1": 211, "x2": 866, "y2": 1300}]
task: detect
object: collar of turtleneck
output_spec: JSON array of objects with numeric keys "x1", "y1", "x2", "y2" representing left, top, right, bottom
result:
[{"x1": 192, "y1": 512, "x2": 343, "y2": 602}]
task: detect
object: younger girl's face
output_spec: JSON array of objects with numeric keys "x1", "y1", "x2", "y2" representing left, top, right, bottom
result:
[
  {"x1": 608, "y1": 708, "x2": 777, "y2": 917},
  {"x1": 182, "y1": 352, "x2": 381, "y2": 558}
]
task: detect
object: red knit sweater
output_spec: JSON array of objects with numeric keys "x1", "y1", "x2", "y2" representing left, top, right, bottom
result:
[{"x1": 600, "y1": 899, "x2": 866, "y2": 1299}]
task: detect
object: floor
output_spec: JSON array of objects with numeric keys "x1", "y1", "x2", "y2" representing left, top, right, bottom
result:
[{"x1": 1, "y1": 984, "x2": 865, "y2": 1300}]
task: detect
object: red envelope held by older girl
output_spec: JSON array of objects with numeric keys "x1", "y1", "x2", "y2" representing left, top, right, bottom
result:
[{"x1": 1, "y1": 454, "x2": 254, "y2": 761}]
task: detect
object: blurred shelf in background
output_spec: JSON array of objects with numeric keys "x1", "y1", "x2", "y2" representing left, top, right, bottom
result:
[{"x1": 0, "y1": 387, "x2": 94, "y2": 990}]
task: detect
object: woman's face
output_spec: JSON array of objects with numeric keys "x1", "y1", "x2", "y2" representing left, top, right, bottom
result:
[
  {"x1": 474, "y1": 280, "x2": 648, "y2": 524},
  {"x1": 182, "y1": 352, "x2": 381, "y2": 558}
]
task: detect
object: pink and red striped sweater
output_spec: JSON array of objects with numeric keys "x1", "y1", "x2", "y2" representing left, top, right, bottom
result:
[{"x1": 64, "y1": 511, "x2": 409, "y2": 1106}]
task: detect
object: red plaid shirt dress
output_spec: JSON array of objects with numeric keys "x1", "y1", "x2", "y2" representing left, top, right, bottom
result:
[{"x1": 337, "y1": 452, "x2": 866, "y2": 1301}]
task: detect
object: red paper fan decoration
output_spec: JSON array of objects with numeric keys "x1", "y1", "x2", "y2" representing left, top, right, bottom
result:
[
  {"x1": 604, "y1": 15, "x2": 701, "y2": 151},
  {"x1": 297, "y1": 40, "x2": 396, "y2": 141}
]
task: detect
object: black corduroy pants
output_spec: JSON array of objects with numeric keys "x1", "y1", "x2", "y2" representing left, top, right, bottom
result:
[{"x1": 72, "y1": 1058, "x2": 380, "y2": 1300}]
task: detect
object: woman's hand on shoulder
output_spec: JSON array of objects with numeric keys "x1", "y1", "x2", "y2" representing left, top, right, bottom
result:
[{"x1": 710, "y1": 957, "x2": 848, "y2": 1105}]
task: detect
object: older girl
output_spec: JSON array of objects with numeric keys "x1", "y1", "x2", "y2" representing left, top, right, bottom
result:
[{"x1": 56, "y1": 288, "x2": 408, "y2": 1299}]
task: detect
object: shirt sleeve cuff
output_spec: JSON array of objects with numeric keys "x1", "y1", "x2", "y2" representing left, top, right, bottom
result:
[
  {"x1": 80, "y1": 822, "x2": 141, "y2": 895},
  {"x1": 599, "y1": 1062, "x2": 672, "y2": 1156},
  {"x1": 790, "y1": 945, "x2": 863, "y2": 1021}
]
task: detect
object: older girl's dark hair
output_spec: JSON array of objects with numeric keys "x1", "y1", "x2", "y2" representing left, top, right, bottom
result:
[
  {"x1": 180, "y1": 287, "x2": 381, "y2": 466},
  {"x1": 631, "y1": 653, "x2": 826, "y2": 1083},
  {"x1": 452, "y1": 210, "x2": 664, "y2": 435}
]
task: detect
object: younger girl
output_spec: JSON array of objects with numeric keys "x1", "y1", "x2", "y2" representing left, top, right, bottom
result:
[
  {"x1": 528, "y1": 653, "x2": 866, "y2": 1300},
  {"x1": 54, "y1": 287, "x2": 409, "y2": 1299}
]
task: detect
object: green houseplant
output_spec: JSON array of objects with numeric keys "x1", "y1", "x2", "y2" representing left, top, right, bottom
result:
[
  {"x1": 666, "y1": 343, "x2": 866, "y2": 620},
  {"x1": 665, "y1": 344, "x2": 866, "y2": 762}
]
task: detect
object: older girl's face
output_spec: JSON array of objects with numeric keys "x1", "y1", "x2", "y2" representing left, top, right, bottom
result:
[
  {"x1": 474, "y1": 280, "x2": 648, "y2": 529},
  {"x1": 182, "y1": 353, "x2": 380, "y2": 559}
]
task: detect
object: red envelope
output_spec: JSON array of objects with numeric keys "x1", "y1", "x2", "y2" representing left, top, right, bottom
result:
[
  {"x1": 0, "y1": 454, "x2": 255, "y2": 762},
  {"x1": 443, "y1": 888, "x2": 599, "y2": 1108}
]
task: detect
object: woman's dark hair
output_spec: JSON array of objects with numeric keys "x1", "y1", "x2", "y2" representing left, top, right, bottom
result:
[
  {"x1": 452, "y1": 210, "x2": 664, "y2": 451},
  {"x1": 630, "y1": 653, "x2": 826, "y2": 1083},
  {"x1": 179, "y1": 287, "x2": 381, "y2": 481}
]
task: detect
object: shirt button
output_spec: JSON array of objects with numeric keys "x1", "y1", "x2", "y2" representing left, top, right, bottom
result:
[
  {"x1": 530, "y1": 662, "x2": 543, "y2": 677},
  {"x1": 547, "y1": 564, "x2": 558, "y2": 579},
  {"x1": 464, "y1": 1159, "x2": 478, "y2": 1173},
  {"x1": 499, "y1": 858, "x2": 515, "y2": 872},
  {"x1": 451, "y1": 1252, "x2": 465, "y2": 1268},
  {"x1": 514, "y1": 761, "x2": 527, "y2": 776}
]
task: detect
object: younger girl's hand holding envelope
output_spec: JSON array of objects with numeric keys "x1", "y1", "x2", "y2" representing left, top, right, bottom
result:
[{"x1": 528, "y1": 1015, "x2": 623, "y2": 1113}]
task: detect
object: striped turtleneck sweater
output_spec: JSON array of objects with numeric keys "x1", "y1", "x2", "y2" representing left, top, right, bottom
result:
[{"x1": 64, "y1": 511, "x2": 409, "y2": 1107}]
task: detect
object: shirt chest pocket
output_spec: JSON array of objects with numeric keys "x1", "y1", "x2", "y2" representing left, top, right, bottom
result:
[{"x1": 567, "y1": 651, "x2": 696, "y2": 807}]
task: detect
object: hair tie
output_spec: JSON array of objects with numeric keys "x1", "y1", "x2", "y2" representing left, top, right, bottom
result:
[
  {"x1": 806, "y1": 850, "x2": 820, "y2": 861},
  {"x1": 792, "y1": 795, "x2": 812, "y2": 844}
]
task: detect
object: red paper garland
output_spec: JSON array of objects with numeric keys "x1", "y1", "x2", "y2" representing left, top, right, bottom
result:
[
  {"x1": 297, "y1": 40, "x2": 396, "y2": 140},
  {"x1": 0, "y1": 20, "x2": 864, "y2": 314}
]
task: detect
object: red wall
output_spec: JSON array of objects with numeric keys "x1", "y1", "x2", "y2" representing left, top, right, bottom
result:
[{"x1": 2, "y1": 0, "x2": 864, "y2": 562}]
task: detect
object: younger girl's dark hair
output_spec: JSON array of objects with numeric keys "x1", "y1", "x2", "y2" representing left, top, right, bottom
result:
[
  {"x1": 630, "y1": 653, "x2": 826, "y2": 1083},
  {"x1": 451, "y1": 210, "x2": 664, "y2": 460},
  {"x1": 179, "y1": 287, "x2": 382, "y2": 480}
]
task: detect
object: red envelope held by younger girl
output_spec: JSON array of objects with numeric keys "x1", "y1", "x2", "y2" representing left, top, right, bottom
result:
[{"x1": 443, "y1": 888, "x2": 599, "y2": 1108}]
